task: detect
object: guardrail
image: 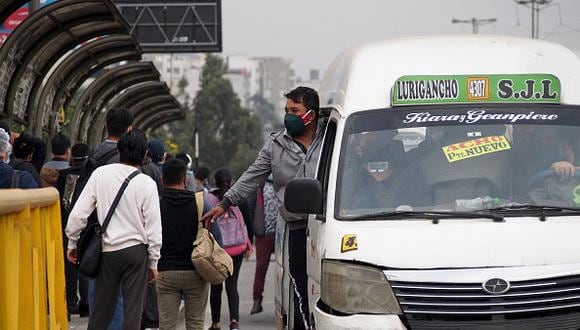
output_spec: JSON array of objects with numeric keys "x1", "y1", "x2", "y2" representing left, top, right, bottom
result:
[{"x1": 0, "y1": 188, "x2": 68, "y2": 330}]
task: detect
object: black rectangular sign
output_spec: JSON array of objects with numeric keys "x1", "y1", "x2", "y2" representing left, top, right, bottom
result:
[{"x1": 114, "y1": 0, "x2": 222, "y2": 53}]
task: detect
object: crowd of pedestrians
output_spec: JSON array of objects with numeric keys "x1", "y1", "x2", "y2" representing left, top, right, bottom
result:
[{"x1": 0, "y1": 86, "x2": 323, "y2": 330}]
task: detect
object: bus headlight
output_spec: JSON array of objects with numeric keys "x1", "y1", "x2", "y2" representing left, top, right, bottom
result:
[{"x1": 321, "y1": 260, "x2": 402, "y2": 315}]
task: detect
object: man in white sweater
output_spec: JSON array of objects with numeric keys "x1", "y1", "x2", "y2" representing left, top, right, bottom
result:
[{"x1": 65, "y1": 129, "x2": 162, "y2": 330}]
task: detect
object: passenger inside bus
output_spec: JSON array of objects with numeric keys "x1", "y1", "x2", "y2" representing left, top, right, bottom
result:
[
  {"x1": 342, "y1": 130, "x2": 431, "y2": 210},
  {"x1": 510, "y1": 125, "x2": 576, "y2": 196}
]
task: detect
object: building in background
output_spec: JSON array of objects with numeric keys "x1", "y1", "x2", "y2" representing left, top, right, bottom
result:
[
  {"x1": 257, "y1": 57, "x2": 295, "y2": 120},
  {"x1": 142, "y1": 53, "x2": 205, "y2": 102},
  {"x1": 296, "y1": 69, "x2": 322, "y2": 92},
  {"x1": 144, "y1": 54, "x2": 296, "y2": 121},
  {"x1": 225, "y1": 55, "x2": 261, "y2": 108}
]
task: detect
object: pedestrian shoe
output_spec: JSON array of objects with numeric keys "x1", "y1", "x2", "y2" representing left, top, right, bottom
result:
[
  {"x1": 229, "y1": 320, "x2": 240, "y2": 330},
  {"x1": 250, "y1": 299, "x2": 263, "y2": 315},
  {"x1": 208, "y1": 324, "x2": 221, "y2": 330},
  {"x1": 78, "y1": 304, "x2": 89, "y2": 318}
]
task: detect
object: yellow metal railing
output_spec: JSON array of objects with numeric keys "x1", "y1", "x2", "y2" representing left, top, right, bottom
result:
[{"x1": 0, "y1": 188, "x2": 68, "y2": 330}]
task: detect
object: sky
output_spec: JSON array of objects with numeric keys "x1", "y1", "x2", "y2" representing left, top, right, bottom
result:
[{"x1": 222, "y1": 0, "x2": 580, "y2": 80}]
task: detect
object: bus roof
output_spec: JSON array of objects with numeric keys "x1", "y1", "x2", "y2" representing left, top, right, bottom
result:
[{"x1": 319, "y1": 35, "x2": 580, "y2": 116}]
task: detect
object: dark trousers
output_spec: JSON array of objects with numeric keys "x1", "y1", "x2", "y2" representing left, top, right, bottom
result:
[
  {"x1": 141, "y1": 284, "x2": 159, "y2": 328},
  {"x1": 64, "y1": 233, "x2": 89, "y2": 314},
  {"x1": 210, "y1": 254, "x2": 244, "y2": 323},
  {"x1": 288, "y1": 228, "x2": 310, "y2": 330},
  {"x1": 65, "y1": 261, "x2": 89, "y2": 312},
  {"x1": 88, "y1": 244, "x2": 148, "y2": 330},
  {"x1": 252, "y1": 234, "x2": 275, "y2": 300}
]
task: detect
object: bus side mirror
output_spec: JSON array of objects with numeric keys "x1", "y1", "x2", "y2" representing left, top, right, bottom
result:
[{"x1": 285, "y1": 178, "x2": 323, "y2": 215}]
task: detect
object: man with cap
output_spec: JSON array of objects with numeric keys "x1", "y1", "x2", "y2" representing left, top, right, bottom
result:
[{"x1": 148, "y1": 139, "x2": 166, "y2": 171}]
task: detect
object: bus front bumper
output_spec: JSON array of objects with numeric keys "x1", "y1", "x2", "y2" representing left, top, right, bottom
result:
[{"x1": 313, "y1": 300, "x2": 407, "y2": 330}]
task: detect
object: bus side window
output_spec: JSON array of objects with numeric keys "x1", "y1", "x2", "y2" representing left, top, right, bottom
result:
[{"x1": 316, "y1": 120, "x2": 337, "y2": 215}]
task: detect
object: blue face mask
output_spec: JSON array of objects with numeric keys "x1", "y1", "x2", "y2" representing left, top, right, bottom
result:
[{"x1": 284, "y1": 110, "x2": 313, "y2": 137}]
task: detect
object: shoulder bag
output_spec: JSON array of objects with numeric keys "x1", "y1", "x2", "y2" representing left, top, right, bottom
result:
[
  {"x1": 76, "y1": 170, "x2": 141, "y2": 278},
  {"x1": 191, "y1": 192, "x2": 234, "y2": 285}
]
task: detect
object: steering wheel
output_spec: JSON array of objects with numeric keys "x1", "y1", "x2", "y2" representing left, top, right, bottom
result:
[{"x1": 527, "y1": 169, "x2": 580, "y2": 189}]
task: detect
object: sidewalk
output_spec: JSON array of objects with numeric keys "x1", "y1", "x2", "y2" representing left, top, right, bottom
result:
[{"x1": 68, "y1": 258, "x2": 276, "y2": 329}]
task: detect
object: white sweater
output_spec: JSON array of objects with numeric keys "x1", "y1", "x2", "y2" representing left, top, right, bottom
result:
[{"x1": 65, "y1": 163, "x2": 162, "y2": 269}]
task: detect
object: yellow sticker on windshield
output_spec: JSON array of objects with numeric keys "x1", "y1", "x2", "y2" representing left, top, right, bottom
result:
[
  {"x1": 442, "y1": 136, "x2": 511, "y2": 163},
  {"x1": 341, "y1": 234, "x2": 358, "y2": 253}
]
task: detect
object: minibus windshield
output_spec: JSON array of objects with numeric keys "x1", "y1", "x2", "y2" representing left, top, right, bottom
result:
[{"x1": 337, "y1": 105, "x2": 580, "y2": 219}]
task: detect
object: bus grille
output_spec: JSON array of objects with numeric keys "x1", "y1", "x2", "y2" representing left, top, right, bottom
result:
[{"x1": 391, "y1": 275, "x2": 580, "y2": 329}]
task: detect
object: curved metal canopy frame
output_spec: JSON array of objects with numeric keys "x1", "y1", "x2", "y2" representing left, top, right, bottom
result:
[
  {"x1": 77, "y1": 67, "x2": 159, "y2": 141},
  {"x1": 146, "y1": 114, "x2": 186, "y2": 132},
  {"x1": 79, "y1": 73, "x2": 160, "y2": 143},
  {"x1": 72, "y1": 62, "x2": 159, "y2": 142},
  {"x1": 109, "y1": 82, "x2": 169, "y2": 111},
  {"x1": 134, "y1": 104, "x2": 181, "y2": 127},
  {"x1": 48, "y1": 54, "x2": 143, "y2": 140},
  {"x1": 133, "y1": 102, "x2": 182, "y2": 128},
  {"x1": 141, "y1": 111, "x2": 185, "y2": 132},
  {"x1": 0, "y1": 0, "x2": 127, "y2": 125},
  {"x1": 91, "y1": 81, "x2": 169, "y2": 144},
  {"x1": 130, "y1": 95, "x2": 181, "y2": 122},
  {"x1": 31, "y1": 35, "x2": 141, "y2": 136}
]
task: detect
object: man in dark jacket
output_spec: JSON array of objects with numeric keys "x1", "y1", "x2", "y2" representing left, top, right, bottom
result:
[
  {"x1": 56, "y1": 142, "x2": 90, "y2": 317},
  {"x1": 0, "y1": 121, "x2": 48, "y2": 176},
  {"x1": 10, "y1": 131, "x2": 47, "y2": 186},
  {"x1": 157, "y1": 158, "x2": 210, "y2": 329},
  {"x1": 0, "y1": 128, "x2": 37, "y2": 189},
  {"x1": 40, "y1": 133, "x2": 71, "y2": 187}
]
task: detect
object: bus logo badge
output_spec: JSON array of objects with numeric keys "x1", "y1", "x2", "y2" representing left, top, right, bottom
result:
[
  {"x1": 341, "y1": 234, "x2": 358, "y2": 253},
  {"x1": 482, "y1": 278, "x2": 510, "y2": 295}
]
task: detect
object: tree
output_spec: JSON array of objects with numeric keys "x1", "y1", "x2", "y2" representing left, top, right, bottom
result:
[
  {"x1": 154, "y1": 54, "x2": 263, "y2": 179},
  {"x1": 249, "y1": 94, "x2": 282, "y2": 132},
  {"x1": 193, "y1": 55, "x2": 263, "y2": 177}
]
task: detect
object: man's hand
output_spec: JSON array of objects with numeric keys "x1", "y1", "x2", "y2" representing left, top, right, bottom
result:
[
  {"x1": 148, "y1": 268, "x2": 158, "y2": 284},
  {"x1": 201, "y1": 205, "x2": 226, "y2": 228},
  {"x1": 67, "y1": 249, "x2": 78, "y2": 264},
  {"x1": 551, "y1": 161, "x2": 576, "y2": 177}
]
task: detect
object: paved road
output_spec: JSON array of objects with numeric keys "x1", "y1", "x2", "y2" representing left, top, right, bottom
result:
[{"x1": 69, "y1": 258, "x2": 276, "y2": 329}]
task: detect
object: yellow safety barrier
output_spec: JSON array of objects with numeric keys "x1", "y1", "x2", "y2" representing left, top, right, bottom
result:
[{"x1": 0, "y1": 188, "x2": 68, "y2": 330}]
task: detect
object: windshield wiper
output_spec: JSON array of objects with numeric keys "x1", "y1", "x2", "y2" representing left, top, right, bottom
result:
[
  {"x1": 486, "y1": 204, "x2": 580, "y2": 221},
  {"x1": 347, "y1": 210, "x2": 504, "y2": 223}
]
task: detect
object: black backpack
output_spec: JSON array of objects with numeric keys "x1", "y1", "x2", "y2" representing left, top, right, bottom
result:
[{"x1": 68, "y1": 147, "x2": 118, "y2": 213}]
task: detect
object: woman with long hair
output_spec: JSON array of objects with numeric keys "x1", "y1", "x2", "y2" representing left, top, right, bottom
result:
[{"x1": 207, "y1": 168, "x2": 252, "y2": 330}]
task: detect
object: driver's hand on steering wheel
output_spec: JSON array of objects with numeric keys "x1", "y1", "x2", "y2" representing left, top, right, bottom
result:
[{"x1": 551, "y1": 161, "x2": 576, "y2": 177}]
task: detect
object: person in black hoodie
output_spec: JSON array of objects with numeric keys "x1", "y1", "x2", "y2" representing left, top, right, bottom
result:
[
  {"x1": 157, "y1": 158, "x2": 210, "y2": 330},
  {"x1": 56, "y1": 142, "x2": 90, "y2": 318}
]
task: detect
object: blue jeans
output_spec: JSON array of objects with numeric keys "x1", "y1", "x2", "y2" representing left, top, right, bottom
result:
[{"x1": 88, "y1": 279, "x2": 124, "y2": 329}]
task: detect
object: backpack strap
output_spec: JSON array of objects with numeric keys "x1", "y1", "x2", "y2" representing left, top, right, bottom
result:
[
  {"x1": 11, "y1": 170, "x2": 20, "y2": 188},
  {"x1": 100, "y1": 170, "x2": 141, "y2": 233},
  {"x1": 194, "y1": 191, "x2": 204, "y2": 240}
]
